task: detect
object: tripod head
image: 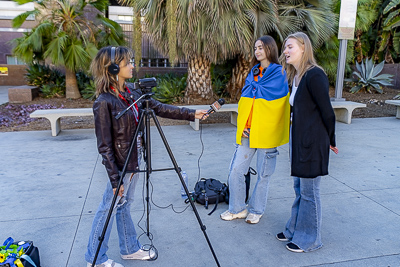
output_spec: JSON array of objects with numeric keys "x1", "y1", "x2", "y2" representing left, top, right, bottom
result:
[
  {"x1": 115, "y1": 77, "x2": 157, "y2": 120},
  {"x1": 134, "y1": 77, "x2": 157, "y2": 96}
]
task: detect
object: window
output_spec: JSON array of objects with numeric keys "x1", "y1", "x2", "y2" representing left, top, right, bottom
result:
[
  {"x1": 117, "y1": 15, "x2": 133, "y2": 21},
  {"x1": 6, "y1": 56, "x2": 25, "y2": 65}
]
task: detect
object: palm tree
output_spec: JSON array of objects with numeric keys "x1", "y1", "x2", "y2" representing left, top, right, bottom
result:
[
  {"x1": 351, "y1": 0, "x2": 380, "y2": 62},
  {"x1": 226, "y1": 0, "x2": 283, "y2": 101},
  {"x1": 127, "y1": 0, "x2": 262, "y2": 103},
  {"x1": 227, "y1": 0, "x2": 337, "y2": 100},
  {"x1": 12, "y1": 0, "x2": 125, "y2": 99},
  {"x1": 126, "y1": 0, "x2": 337, "y2": 102}
]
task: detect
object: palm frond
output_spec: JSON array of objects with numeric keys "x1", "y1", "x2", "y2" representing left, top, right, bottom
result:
[
  {"x1": 44, "y1": 32, "x2": 68, "y2": 66},
  {"x1": 64, "y1": 39, "x2": 91, "y2": 71},
  {"x1": 89, "y1": 0, "x2": 109, "y2": 12},
  {"x1": 383, "y1": 0, "x2": 400, "y2": 14},
  {"x1": 12, "y1": 9, "x2": 39, "y2": 28}
]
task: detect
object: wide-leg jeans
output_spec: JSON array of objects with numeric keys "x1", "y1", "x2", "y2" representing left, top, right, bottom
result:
[
  {"x1": 228, "y1": 137, "x2": 279, "y2": 215},
  {"x1": 283, "y1": 176, "x2": 322, "y2": 252},
  {"x1": 85, "y1": 171, "x2": 142, "y2": 264},
  {"x1": 284, "y1": 125, "x2": 323, "y2": 252}
]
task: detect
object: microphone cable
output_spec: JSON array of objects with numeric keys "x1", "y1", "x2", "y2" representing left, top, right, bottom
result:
[{"x1": 197, "y1": 118, "x2": 205, "y2": 183}]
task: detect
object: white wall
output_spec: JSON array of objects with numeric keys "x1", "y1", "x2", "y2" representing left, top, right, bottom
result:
[{"x1": 0, "y1": 1, "x2": 34, "y2": 19}]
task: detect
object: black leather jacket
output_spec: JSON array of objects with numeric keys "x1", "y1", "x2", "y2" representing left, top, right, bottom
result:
[{"x1": 93, "y1": 83, "x2": 195, "y2": 188}]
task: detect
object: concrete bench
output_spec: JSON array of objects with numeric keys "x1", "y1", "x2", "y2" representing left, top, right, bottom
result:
[
  {"x1": 179, "y1": 100, "x2": 366, "y2": 130},
  {"x1": 331, "y1": 101, "x2": 366, "y2": 124},
  {"x1": 30, "y1": 108, "x2": 93, "y2": 136},
  {"x1": 178, "y1": 103, "x2": 238, "y2": 130},
  {"x1": 385, "y1": 100, "x2": 400, "y2": 119}
]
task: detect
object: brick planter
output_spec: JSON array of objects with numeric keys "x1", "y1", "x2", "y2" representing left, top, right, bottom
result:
[{"x1": 8, "y1": 85, "x2": 39, "y2": 103}]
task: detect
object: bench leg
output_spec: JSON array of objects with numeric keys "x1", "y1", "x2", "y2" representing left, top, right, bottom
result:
[
  {"x1": 334, "y1": 108, "x2": 352, "y2": 124},
  {"x1": 396, "y1": 107, "x2": 400, "y2": 119},
  {"x1": 189, "y1": 119, "x2": 200, "y2": 131},
  {"x1": 49, "y1": 118, "x2": 61, "y2": 136},
  {"x1": 230, "y1": 112, "x2": 238, "y2": 126}
]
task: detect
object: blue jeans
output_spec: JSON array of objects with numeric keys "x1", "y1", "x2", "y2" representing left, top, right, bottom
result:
[
  {"x1": 284, "y1": 125, "x2": 323, "y2": 252},
  {"x1": 284, "y1": 176, "x2": 322, "y2": 252},
  {"x1": 85, "y1": 171, "x2": 142, "y2": 264},
  {"x1": 228, "y1": 137, "x2": 278, "y2": 214}
]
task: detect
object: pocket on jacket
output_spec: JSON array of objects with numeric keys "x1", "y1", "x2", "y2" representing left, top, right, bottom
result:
[
  {"x1": 302, "y1": 132, "x2": 314, "y2": 147},
  {"x1": 115, "y1": 141, "x2": 130, "y2": 163}
]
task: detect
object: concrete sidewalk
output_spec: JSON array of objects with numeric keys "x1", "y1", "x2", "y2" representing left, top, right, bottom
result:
[
  {"x1": 0, "y1": 118, "x2": 399, "y2": 266},
  {"x1": 0, "y1": 86, "x2": 9, "y2": 105}
]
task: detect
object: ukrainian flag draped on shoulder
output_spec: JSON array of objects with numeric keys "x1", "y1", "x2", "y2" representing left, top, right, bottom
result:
[{"x1": 236, "y1": 63, "x2": 290, "y2": 148}]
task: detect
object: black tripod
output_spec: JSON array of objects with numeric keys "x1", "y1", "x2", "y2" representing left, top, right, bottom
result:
[{"x1": 92, "y1": 93, "x2": 220, "y2": 266}]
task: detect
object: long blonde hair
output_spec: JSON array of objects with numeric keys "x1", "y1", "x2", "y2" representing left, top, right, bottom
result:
[
  {"x1": 279, "y1": 32, "x2": 322, "y2": 85},
  {"x1": 90, "y1": 46, "x2": 133, "y2": 97}
]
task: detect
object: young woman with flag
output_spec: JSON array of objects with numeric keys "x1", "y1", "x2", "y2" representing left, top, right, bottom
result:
[{"x1": 220, "y1": 35, "x2": 290, "y2": 224}]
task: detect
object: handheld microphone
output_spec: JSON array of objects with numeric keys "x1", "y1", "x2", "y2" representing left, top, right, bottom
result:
[{"x1": 207, "y1": 98, "x2": 225, "y2": 114}]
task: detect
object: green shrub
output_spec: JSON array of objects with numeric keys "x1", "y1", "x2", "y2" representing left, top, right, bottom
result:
[
  {"x1": 40, "y1": 81, "x2": 65, "y2": 98},
  {"x1": 211, "y1": 61, "x2": 233, "y2": 98},
  {"x1": 26, "y1": 63, "x2": 65, "y2": 89},
  {"x1": 80, "y1": 80, "x2": 96, "y2": 100},
  {"x1": 76, "y1": 70, "x2": 96, "y2": 100},
  {"x1": 152, "y1": 74, "x2": 186, "y2": 104},
  {"x1": 315, "y1": 36, "x2": 354, "y2": 85},
  {"x1": 345, "y1": 58, "x2": 394, "y2": 93},
  {"x1": 26, "y1": 63, "x2": 66, "y2": 97}
]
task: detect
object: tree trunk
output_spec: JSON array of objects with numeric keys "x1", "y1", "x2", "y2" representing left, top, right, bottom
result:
[
  {"x1": 385, "y1": 41, "x2": 394, "y2": 64},
  {"x1": 355, "y1": 30, "x2": 363, "y2": 63},
  {"x1": 65, "y1": 68, "x2": 81, "y2": 99},
  {"x1": 226, "y1": 55, "x2": 251, "y2": 101},
  {"x1": 184, "y1": 55, "x2": 213, "y2": 104}
]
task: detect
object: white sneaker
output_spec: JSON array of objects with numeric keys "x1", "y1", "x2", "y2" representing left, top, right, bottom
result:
[
  {"x1": 245, "y1": 213, "x2": 262, "y2": 224},
  {"x1": 87, "y1": 259, "x2": 124, "y2": 267},
  {"x1": 121, "y1": 247, "x2": 156, "y2": 260},
  {"x1": 220, "y1": 209, "x2": 248, "y2": 221}
]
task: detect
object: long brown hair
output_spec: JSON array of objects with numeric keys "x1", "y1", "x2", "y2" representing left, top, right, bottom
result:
[
  {"x1": 250, "y1": 35, "x2": 280, "y2": 67},
  {"x1": 90, "y1": 46, "x2": 133, "y2": 97},
  {"x1": 279, "y1": 32, "x2": 323, "y2": 85}
]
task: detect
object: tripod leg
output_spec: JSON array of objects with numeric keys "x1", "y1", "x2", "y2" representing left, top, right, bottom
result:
[
  {"x1": 148, "y1": 110, "x2": 221, "y2": 267},
  {"x1": 145, "y1": 110, "x2": 152, "y2": 236}
]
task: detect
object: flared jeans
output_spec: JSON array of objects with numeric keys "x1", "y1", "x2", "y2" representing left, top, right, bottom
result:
[
  {"x1": 284, "y1": 126, "x2": 323, "y2": 252},
  {"x1": 283, "y1": 176, "x2": 323, "y2": 252}
]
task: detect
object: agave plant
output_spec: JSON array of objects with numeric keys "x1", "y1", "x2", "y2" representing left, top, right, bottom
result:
[{"x1": 345, "y1": 58, "x2": 394, "y2": 93}]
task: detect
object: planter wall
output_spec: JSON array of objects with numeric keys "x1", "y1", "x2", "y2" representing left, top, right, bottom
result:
[{"x1": 0, "y1": 65, "x2": 28, "y2": 86}]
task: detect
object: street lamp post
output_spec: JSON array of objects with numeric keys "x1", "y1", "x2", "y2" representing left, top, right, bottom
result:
[{"x1": 333, "y1": 0, "x2": 358, "y2": 102}]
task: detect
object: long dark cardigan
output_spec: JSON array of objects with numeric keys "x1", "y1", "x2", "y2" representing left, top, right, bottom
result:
[{"x1": 291, "y1": 67, "x2": 336, "y2": 178}]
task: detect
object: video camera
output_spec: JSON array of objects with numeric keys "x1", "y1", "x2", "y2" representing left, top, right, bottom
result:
[{"x1": 134, "y1": 77, "x2": 157, "y2": 94}]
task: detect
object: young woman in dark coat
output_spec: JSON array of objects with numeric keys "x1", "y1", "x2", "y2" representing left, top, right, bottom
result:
[
  {"x1": 85, "y1": 46, "x2": 207, "y2": 267},
  {"x1": 275, "y1": 32, "x2": 339, "y2": 253}
]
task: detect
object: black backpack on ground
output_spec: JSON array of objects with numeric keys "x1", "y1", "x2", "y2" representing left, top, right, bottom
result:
[{"x1": 191, "y1": 178, "x2": 228, "y2": 215}]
